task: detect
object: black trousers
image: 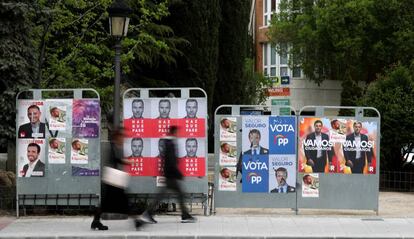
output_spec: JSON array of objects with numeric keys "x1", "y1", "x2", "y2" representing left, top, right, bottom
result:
[
  {"x1": 313, "y1": 156, "x2": 327, "y2": 173},
  {"x1": 350, "y1": 157, "x2": 364, "y2": 174}
]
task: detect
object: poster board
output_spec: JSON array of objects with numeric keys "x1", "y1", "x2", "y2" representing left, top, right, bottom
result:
[
  {"x1": 122, "y1": 88, "x2": 209, "y2": 206},
  {"x1": 214, "y1": 105, "x2": 298, "y2": 209},
  {"x1": 16, "y1": 89, "x2": 101, "y2": 216}
]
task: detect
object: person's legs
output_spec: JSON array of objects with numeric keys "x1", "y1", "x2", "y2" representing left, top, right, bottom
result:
[
  {"x1": 139, "y1": 187, "x2": 168, "y2": 224},
  {"x1": 91, "y1": 206, "x2": 108, "y2": 230},
  {"x1": 166, "y1": 179, "x2": 189, "y2": 215},
  {"x1": 166, "y1": 179, "x2": 196, "y2": 222}
]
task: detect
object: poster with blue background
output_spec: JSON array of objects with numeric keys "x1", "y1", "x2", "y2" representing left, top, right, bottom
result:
[
  {"x1": 242, "y1": 154, "x2": 269, "y2": 192},
  {"x1": 241, "y1": 116, "x2": 269, "y2": 192},
  {"x1": 268, "y1": 116, "x2": 296, "y2": 155}
]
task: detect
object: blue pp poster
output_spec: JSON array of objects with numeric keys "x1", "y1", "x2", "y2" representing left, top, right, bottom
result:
[
  {"x1": 242, "y1": 154, "x2": 269, "y2": 192},
  {"x1": 268, "y1": 116, "x2": 296, "y2": 154}
]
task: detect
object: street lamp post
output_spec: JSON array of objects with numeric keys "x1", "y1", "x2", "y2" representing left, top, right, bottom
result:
[{"x1": 108, "y1": 0, "x2": 132, "y2": 130}]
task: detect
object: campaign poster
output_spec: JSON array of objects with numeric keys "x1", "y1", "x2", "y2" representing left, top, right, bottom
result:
[
  {"x1": 242, "y1": 116, "x2": 269, "y2": 154},
  {"x1": 70, "y1": 138, "x2": 88, "y2": 164},
  {"x1": 340, "y1": 120, "x2": 377, "y2": 174},
  {"x1": 176, "y1": 98, "x2": 206, "y2": 137},
  {"x1": 17, "y1": 100, "x2": 46, "y2": 139},
  {"x1": 17, "y1": 139, "x2": 46, "y2": 177},
  {"x1": 219, "y1": 141, "x2": 238, "y2": 166},
  {"x1": 177, "y1": 156, "x2": 206, "y2": 177},
  {"x1": 72, "y1": 99, "x2": 100, "y2": 138},
  {"x1": 46, "y1": 99, "x2": 71, "y2": 131},
  {"x1": 123, "y1": 98, "x2": 152, "y2": 119},
  {"x1": 241, "y1": 116, "x2": 269, "y2": 192},
  {"x1": 177, "y1": 118, "x2": 206, "y2": 138},
  {"x1": 72, "y1": 166, "x2": 99, "y2": 176},
  {"x1": 219, "y1": 117, "x2": 237, "y2": 141},
  {"x1": 268, "y1": 116, "x2": 296, "y2": 155},
  {"x1": 241, "y1": 154, "x2": 269, "y2": 192},
  {"x1": 177, "y1": 98, "x2": 207, "y2": 119},
  {"x1": 298, "y1": 118, "x2": 336, "y2": 173},
  {"x1": 177, "y1": 138, "x2": 206, "y2": 176},
  {"x1": 268, "y1": 155, "x2": 296, "y2": 193},
  {"x1": 218, "y1": 166, "x2": 237, "y2": 191},
  {"x1": 177, "y1": 138, "x2": 206, "y2": 158},
  {"x1": 301, "y1": 173, "x2": 319, "y2": 198},
  {"x1": 48, "y1": 137, "x2": 66, "y2": 164},
  {"x1": 150, "y1": 98, "x2": 178, "y2": 138},
  {"x1": 151, "y1": 138, "x2": 165, "y2": 176},
  {"x1": 123, "y1": 98, "x2": 153, "y2": 138},
  {"x1": 124, "y1": 138, "x2": 157, "y2": 176},
  {"x1": 150, "y1": 98, "x2": 178, "y2": 119},
  {"x1": 298, "y1": 118, "x2": 377, "y2": 174}
]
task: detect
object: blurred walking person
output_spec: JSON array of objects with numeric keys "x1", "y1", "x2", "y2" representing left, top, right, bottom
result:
[
  {"x1": 91, "y1": 127, "x2": 130, "y2": 230},
  {"x1": 136, "y1": 126, "x2": 196, "y2": 228}
]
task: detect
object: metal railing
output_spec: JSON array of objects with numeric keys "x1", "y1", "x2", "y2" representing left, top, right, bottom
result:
[
  {"x1": 2, "y1": 170, "x2": 414, "y2": 215},
  {"x1": 0, "y1": 186, "x2": 16, "y2": 214},
  {"x1": 380, "y1": 170, "x2": 414, "y2": 192}
]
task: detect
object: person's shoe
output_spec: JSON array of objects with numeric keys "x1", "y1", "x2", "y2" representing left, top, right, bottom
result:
[
  {"x1": 140, "y1": 211, "x2": 157, "y2": 224},
  {"x1": 134, "y1": 218, "x2": 144, "y2": 230},
  {"x1": 181, "y1": 214, "x2": 197, "y2": 223},
  {"x1": 90, "y1": 220, "x2": 108, "y2": 230}
]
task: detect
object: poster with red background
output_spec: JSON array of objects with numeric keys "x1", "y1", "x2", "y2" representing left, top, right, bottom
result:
[{"x1": 123, "y1": 98, "x2": 207, "y2": 177}]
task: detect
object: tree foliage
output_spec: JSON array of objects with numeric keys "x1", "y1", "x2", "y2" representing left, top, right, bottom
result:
[
  {"x1": 129, "y1": 0, "x2": 221, "y2": 111},
  {"x1": 268, "y1": 0, "x2": 414, "y2": 105},
  {"x1": 31, "y1": 0, "x2": 178, "y2": 112},
  {"x1": 0, "y1": 0, "x2": 184, "y2": 150},
  {"x1": 359, "y1": 63, "x2": 414, "y2": 171},
  {"x1": 168, "y1": 0, "x2": 221, "y2": 113},
  {"x1": 213, "y1": 0, "x2": 251, "y2": 107},
  {"x1": 0, "y1": 1, "x2": 37, "y2": 151},
  {"x1": 240, "y1": 58, "x2": 271, "y2": 105},
  {"x1": 1, "y1": 0, "x2": 267, "y2": 155}
]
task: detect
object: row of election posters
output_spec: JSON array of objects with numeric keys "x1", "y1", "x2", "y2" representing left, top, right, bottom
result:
[
  {"x1": 217, "y1": 116, "x2": 378, "y2": 197},
  {"x1": 16, "y1": 99, "x2": 100, "y2": 178},
  {"x1": 239, "y1": 116, "x2": 297, "y2": 193},
  {"x1": 123, "y1": 98, "x2": 207, "y2": 177},
  {"x1": 298, "y1": 118, "x2": 377, "y2": 174}
]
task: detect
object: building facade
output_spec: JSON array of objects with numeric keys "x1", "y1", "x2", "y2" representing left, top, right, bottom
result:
[{"x1": 250, "y1": 0, "x2": 342, "y2": 111}]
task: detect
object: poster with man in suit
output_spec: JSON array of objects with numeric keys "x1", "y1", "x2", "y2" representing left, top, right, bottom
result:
[
  {"x1": 17, "y1": 101, "x2": 46, "y2": 139},
  {"x1": 17, "y1": 140, "x2": 46, "y2": 177}
]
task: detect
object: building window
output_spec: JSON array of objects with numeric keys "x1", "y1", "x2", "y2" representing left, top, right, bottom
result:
[
  {"x1": 263, "y1": 0, "x2": 278, "y2": 26},
  {"x1": 262, "y1": 43, "x2": 303, "y2": 79}
]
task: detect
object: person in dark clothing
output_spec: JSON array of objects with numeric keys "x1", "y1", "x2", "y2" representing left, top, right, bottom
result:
[
  {"x1": 136, "y1": 126, "x2": 196, "y2": 228},
  {"x1": 91, "y1": 128, "x2": 130, "y2": 230},
  {"x1": 343, "y1": 121, "x2": 373, "y2": 174},
  {"x1": 18, "y1": 104, "x2": 46, "y2": 138},
  {"x1": 303, "y1": 120, "x2": 333, "y2": 173}
]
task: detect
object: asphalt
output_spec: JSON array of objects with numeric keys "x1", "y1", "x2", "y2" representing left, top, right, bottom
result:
[{"x1": 1, "y1": 192, "x2": 414, "y2": 238}]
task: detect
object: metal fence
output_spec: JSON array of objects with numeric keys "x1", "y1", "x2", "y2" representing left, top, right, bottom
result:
[
  {"x1": 379, "y1": 170, "x2": 414, "y2": 192},
  {"x1": 0, "y1": 186, "x2": 16, "y2": 214},
  {"x1": 1, "y1": 170, "x2": 414, "y2": 215}
]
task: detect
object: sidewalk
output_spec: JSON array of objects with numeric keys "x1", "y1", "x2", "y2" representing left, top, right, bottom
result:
[
  {"x1": 1, "y1": 192, "x2": 414, "y2": 238},
  {"x1": 1, "y1": 215, "x2": 414, "y2": 238}
]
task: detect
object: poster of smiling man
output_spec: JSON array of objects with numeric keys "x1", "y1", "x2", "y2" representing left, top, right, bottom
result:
[
  {"x1": 46, "y1": 99, "x2": 72, "y2": 132},
  {"x1": 17, "y1": 100, "x2": 46, "y2": 139},
  {"x1": 17, "y1": 139, "x2": 46, "y2": 177}
]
